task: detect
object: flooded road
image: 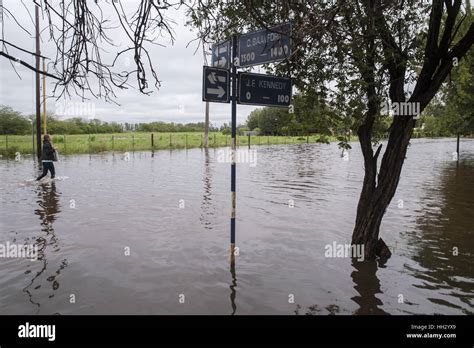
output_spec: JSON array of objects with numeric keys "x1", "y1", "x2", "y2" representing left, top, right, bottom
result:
[{"x1": 0, "y1": 138, "x2": 473, "y2": 315}]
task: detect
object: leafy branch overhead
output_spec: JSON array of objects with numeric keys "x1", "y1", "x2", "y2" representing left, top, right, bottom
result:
[{"x1": 0, "y1": 0, "x2": 180, "y2": 101}]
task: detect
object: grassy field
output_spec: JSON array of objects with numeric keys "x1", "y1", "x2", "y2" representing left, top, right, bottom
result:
[{"x1": 0, "y1": 132, "x2": 343, "y2": 158}]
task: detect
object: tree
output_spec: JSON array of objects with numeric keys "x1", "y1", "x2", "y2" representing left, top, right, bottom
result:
[
  {"x1": 292, "y1": 92, "x2": 342, "y2": 135},
  {"x1": 0, "y1": 105, "x2": 31, "y2": 135},
  {"x1": 426, "y1": 11, "x2": 474, "y2": 152},
  {"x1": 188, "y1": 0, "x2": 474, "y2": 260},
  {"x1": 245, "y1": 107, "x2": 292, "y2": 135},
  {"x1": 246, "y1": 110, "x2": 260, "y2": 130}
]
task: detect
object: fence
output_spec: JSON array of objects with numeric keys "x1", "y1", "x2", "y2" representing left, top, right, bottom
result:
[{"x1": 0, "y1": 133, "x2": 333, "y2": 156}]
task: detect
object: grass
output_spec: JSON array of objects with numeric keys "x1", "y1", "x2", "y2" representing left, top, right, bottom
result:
[{"x1": 0, "y1": 132, "x2": 343, "y2": 158}]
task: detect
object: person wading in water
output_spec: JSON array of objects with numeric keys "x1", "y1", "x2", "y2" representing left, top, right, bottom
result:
[{"x1": 36, "y1": 134, "x2": 56, "y2": 181}]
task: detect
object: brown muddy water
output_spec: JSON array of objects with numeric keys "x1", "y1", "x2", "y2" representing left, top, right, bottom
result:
[{"x1": 0, "y1": 138, "x2": 473, "y2": 315}]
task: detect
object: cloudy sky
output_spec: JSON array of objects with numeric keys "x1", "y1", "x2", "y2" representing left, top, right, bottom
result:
[{"x1": 0, "y1": 0, "x2": 261, "y2": 126}]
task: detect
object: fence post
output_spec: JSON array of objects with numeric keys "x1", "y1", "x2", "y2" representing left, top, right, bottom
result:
[
  {"x1": 88, "y1": 135, "x2": 91, "y2": 152},
  {"x1": 226, "y1": 135, "x2": 228, "y2": 146},
  {"x1": 169, "y1": 133, "x2": 172, "y2": 147},
  {"x1": 201, "y1": 134, "x2": 203, "y2": 147},
  {"x1": 132, "y1": 134, "x2": 135, "y2": 150},
  {"x1": 185, "y1": 134, "x2": 188, "y2": 148},
  {"x1": 151, "y1": 133, "x2": 154, "y2": 149},
  {"x1": 214, "y1": 133, "x2": 216, "y2": 146},
  {"x1": 248, "y1": 134, "x2": 250, "y2": 148},
  {"x1": 32, "y1": 125, "x2": 35, "y2": 155},
  {"x1": 267, "y1": 136, "x2": 269, "y2": 145},
  {"x1": 5, "y1": 135, "x2": 8, "y2": 150},
  {"x1": 112, "y1": 135, "x2": 114, "y2": 151},
  {"x1": 64, "y1": 134, "x2": 67, "y2": 151}
]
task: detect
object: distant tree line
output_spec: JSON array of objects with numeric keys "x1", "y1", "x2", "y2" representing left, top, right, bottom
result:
[
  {"x1": 0, "y1": 105, "x2": 218, "y2": 135},
  {"x1": 133, "y1": 121, "x2": 219, "y2": 133}
]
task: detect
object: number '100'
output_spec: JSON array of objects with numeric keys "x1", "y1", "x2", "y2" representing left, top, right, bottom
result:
[{"x1": 278, "y1": 95, "x2": 290, "y2": 103}]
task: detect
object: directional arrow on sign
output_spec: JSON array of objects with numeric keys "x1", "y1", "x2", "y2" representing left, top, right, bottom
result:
[
  {"x1": 211, "y1": 40, "x2": 230, "y2": 70},
  {"x1": 202, "y1": 66, "x2": 230, "y2": 103},
  {"x1": 207, "y1": 86, "x2": 226, "y2": 98},
  {"x1": 208, "y1": 72, "x2": 226, "y2": 84},
  {"x1": 215, "y1": 56, "x2": 227, "y2": 68},
  {"x1": 213, "y1": 44, "x2": 228, "y2": 56}
]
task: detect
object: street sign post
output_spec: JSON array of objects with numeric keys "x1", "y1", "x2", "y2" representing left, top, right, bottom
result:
[
  {"x1": 238, "y1": 23, "x2": 292, "y2": 67},
  {"x1": 202, "y1": 23, "x2": 293, "y2": 266},
  {"x1": 202, "y1": 66, "x2": 230, "y2": 103},
  {"x1": 230, "y1": 35, "x2": 237, "y2": 262},
  {"x1": 238, "y1": 72, "x2": 292, "y2": 107},
  {"x1": 211, "y1": 40, "x2": 230, "y2": 69}
]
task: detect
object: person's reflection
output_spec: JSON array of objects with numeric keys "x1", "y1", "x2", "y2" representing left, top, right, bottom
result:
[
  {"x1": 229, "y1": 252, "x2": 237, "y2": 315},
  {"x1": 23, "y1": 181, "x2": 67, "y2": 313},
  {"x1": 350, "y1": 259, "x2": 388, "y2": 315},
  {"x1": 200, "y1": 148, "x2": 214, "y2": 229}
]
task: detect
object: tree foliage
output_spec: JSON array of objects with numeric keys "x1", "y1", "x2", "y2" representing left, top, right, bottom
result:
[
  {"x1": 0, "y1": 105, "x2": 216, "y2": 135},
  {"x1": 0, "y1": 105, "x2": 31, "y2": 135}
]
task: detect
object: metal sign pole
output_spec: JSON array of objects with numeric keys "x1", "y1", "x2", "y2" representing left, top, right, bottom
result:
[
  {"x1": 230, "y1": 34, "x2": 237, "y2": 261},
  {"x1": 203, "y1": 22, "x2": 292, "y2": 264}
]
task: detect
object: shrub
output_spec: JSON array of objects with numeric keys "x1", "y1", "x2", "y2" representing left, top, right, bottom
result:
[
  {"x1": 316, "y1": 135, "x2": 330, "y2": 144},
  {"x1": 0, "y1": 146, "x2": 21, "y2": 159},
  {"x1": 222, "y1": 128, "x2": 231, "y2": 135}
]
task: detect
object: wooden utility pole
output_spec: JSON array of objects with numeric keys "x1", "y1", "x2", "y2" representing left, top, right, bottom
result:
[
  {"x1": 42, "y1": 57, "x2": 46, "y2": 135},
  {"x1": 204, "y1": 101, "x2": 209, "y2": 148},
  {"x1": 35, "y1": 4, "x2": 41, "y2": 159},
  {"x1": 456, "y1": 133, "x2": 460, "y2": 161}
]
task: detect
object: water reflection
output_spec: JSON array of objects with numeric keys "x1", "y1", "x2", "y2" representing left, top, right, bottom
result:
[
  {"x1": 350, "y1": 259, "x2": 388, "y2": 315},
  {"x1": 229, "y1": 253, "x2": 237, "y2": 315},
  {"x1": 22, "y1": 181, "x2": 68, "y2": 313},
  {"x1": 200, "y1": 148, "x2": 214, "y2": 229},
  {"x1": 408, "y1": 159, "x2": 474, "y2": 313}
]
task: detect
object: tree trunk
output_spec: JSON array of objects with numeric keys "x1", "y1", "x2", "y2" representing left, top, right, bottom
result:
[{"x1": 352, "y1": 117, "x2": 415, "y2": 260}]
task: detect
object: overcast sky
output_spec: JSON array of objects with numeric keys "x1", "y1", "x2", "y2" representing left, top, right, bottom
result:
[{"x1": 0, "y1": 0, "x2": 261, "y2": 126}]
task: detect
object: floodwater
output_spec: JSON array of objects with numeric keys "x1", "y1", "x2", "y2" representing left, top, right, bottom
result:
[{"x1": 0, "y1": 138, "x2": 473, "y2": 315}]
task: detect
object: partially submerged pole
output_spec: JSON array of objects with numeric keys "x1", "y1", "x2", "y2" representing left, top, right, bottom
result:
[
  {"x1": 35, "y1": 4, "x2": 41, "y2": 159},
  {"x1": 456, "y1": 133, "x2": 460, "y2": 161},
  {"x1": 230, "y1": 34, "x2": 237, "y2": 262},
  {"x1": 42, "y1": 58, "x2": 47, "y2": 135}
]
